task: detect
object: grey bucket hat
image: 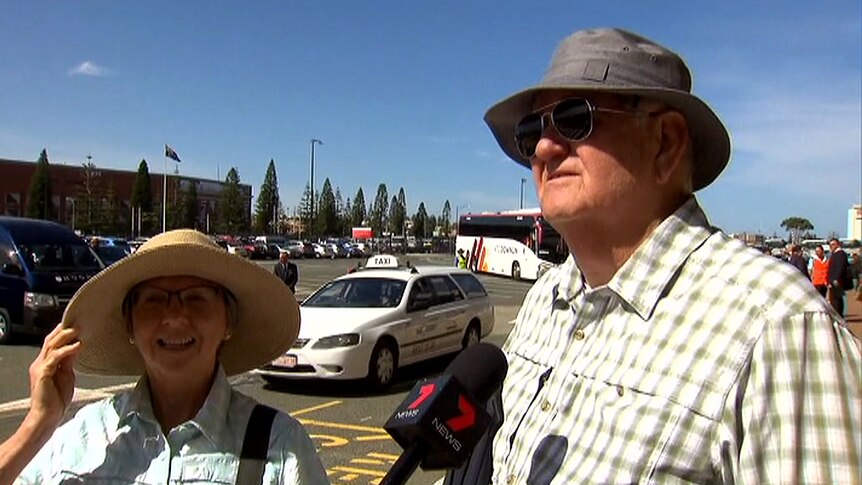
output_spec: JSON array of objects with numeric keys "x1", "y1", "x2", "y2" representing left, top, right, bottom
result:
[{"x1": 484, "y1": 28, "x2": 731, "y2": 191}]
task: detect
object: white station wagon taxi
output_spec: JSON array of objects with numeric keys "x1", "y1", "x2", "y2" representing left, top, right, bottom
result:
[{"x1": 255, "y1": 255, "x2": 495, "y2": 388}]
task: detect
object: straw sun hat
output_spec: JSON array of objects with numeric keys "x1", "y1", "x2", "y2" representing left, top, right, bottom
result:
[
  {"x1": 62, "y1": 229, "x2": 300, "y2": 376},
  {"x1": 485, "y1": 28, "x2": 731, "y2": 191}
]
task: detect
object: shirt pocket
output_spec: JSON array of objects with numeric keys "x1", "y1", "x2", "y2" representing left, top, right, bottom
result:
[
  {"x1": 575, "y1": 370, "x2": 718, "y2": 484},
  {"x1": 175, "y1": 455, "x2": 237, "y2": 484}
]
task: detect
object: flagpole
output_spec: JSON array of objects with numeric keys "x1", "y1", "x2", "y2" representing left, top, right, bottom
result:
[{"x1": 163, "y1": 148, "x2": 167, "y2": 233}]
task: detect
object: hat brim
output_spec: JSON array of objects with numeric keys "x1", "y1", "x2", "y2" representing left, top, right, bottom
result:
[
  {"x1": 484, "y1": 84, "x2": 731, "y2": 191},
  {"x1": 63, "y1": 242, "x2": 299, "y2": 376}
]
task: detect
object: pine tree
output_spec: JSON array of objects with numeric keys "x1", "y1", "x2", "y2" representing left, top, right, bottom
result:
[
  {"x1": 130, "y1": 160, "x2": 155, "y2": 235},
  {"x1": 334, "y1": 188, "x2": 345, "y2": 237},
  {"x1": 389, "y1": 188, "x2": 407, "y2": 235},
  {"x1": 351, "y1": 187, "x2": 367, "y2": 228},
  {"x1": 77, "y1": 158, "x2": 103, "y2": 234},
  {"x1": 219, "y1": 168, "x2": 245, "y2": 234},
  {"x1": 99, "y1": 180, "x2": 121, "y2": 235},
  {"x1": 388, "y1": 196, "x2": 400, "y2": 235},
  {"x1": 294, "y1": 183, "x2": 310, "y2": 238},
  {"x1": 180, "y1": 179, "x2": 199, "y2": 229},
  {"x1": 254, "y1": 159, "x2": 280, "y2": 234},
  {"x1": 370, "y1": 184, "x2": 389, "y2": 236},
  {"x1": 26, "y1": 149, "x2": 54, "y2": 220},
  {"x1": 440, "y1": 200, "x2": 452, "y2": 236},
  {"x1": 412, "y1": 202, "x2": 428, "y2": 238},
  {"x1": 318, "y1": 178, "x2": 337, "y2": 237}
]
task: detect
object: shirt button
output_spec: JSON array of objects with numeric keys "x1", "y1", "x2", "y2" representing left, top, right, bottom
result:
[
  {"x1": 507, "y1": 474, "x2": 516, "y2": 484},
  {"x1": 541, "y1": 400, "x2": 551, "y2": 412},
  {"x1": 616, "y1": 385, "x2": 625, "y2": 397},
  {"x1": 574, "y1": 329, "x2": 585, "y2": 340}
]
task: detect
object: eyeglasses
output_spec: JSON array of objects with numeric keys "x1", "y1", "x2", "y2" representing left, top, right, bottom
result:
[
  {"x1": 132, "y1": 284, "x2": 224, "y2": 312},
  {"x1": 514, "y1": 97, "x2": 643, "y2": 159}
]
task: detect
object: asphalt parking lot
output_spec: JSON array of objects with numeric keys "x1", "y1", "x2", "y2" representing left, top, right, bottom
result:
[{"x1": 0, "y1": 253, "x2": 531, "y2": 484}]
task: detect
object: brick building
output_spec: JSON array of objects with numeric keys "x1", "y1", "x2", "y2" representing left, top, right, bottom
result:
[{"x1": 0, "y1": 157, "x2": 252, "y2": 236}]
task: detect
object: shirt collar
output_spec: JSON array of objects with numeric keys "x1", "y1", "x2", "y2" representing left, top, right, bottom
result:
[
  {"x1": 117, "y1": 365, "x2": 234, "y2": 448},
  {"x1": 552, "y1": 197, "x2": 714, "y2": 319},
  {"x1": 609, "y1": 197, "x2": 714, "y2": 320}
]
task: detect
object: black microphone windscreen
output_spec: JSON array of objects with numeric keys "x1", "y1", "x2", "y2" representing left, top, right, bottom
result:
[{"x1": 444, "y1": 342, "x2": 507, "y2": 404}]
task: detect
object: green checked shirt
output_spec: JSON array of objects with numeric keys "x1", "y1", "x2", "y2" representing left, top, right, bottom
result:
[{"x1": 492, "y1": 198, "x2": 861, "y2": 485}]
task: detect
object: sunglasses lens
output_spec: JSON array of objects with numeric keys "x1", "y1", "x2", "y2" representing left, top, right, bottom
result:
[
  {"x1": 552, "y1": 98, "x2": 592, "y2": 141},
  {"x1": 515, "y1": 113, "x2": 544, "y2": 158}
]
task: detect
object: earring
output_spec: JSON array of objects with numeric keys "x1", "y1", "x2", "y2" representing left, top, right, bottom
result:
[
  {"x1": 129, "y1": 338, "x2": 135, "y2": 345},
  {"x1": 224, "y1": 333, "x2": 232, "y2": 341}
]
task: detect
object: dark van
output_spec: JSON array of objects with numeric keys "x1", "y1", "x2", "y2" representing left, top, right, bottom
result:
[{"x1": 0, "y1": 217, "x2": 103, "y2": 343}]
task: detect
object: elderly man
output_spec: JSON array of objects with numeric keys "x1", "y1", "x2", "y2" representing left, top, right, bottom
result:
[{"x1": 456, "y1": 28, "x2": 861, "y2": 485}]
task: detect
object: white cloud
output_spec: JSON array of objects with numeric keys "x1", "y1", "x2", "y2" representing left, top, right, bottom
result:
[
  {"x1": 68, "y1": 61, "x2": 112, "y2": 77},
  {"x1": 724, "y1": 91, "x2": 861, "y2": 202}
]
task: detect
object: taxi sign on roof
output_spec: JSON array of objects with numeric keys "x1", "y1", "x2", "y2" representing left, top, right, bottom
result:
[{"x1": 365, "y1": 254, "x2": 399, "y2": 269}]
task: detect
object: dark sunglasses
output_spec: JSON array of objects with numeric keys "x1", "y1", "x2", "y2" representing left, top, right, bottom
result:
[{"x1": 514, "y1": 97, "x2": 641, "y2": 159}]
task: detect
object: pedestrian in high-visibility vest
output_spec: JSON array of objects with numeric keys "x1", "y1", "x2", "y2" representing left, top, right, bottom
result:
[
  {"x1": 456, "y1": 248, "x2": 467, "y2": 269},
  {"x1": 810, "y1": 245, "x2": 829, "y2": 297}
]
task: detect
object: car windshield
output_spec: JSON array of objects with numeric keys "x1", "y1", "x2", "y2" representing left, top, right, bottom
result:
[
  {"x1": 17, "y1": 243, "x2": 102, "y2": 272},
  {"x1": 304, "y1": 277, "x2": 406, "y2": 308},
  {"x1": 94, "y1": 245, "x2": 129, "y2": 265}
]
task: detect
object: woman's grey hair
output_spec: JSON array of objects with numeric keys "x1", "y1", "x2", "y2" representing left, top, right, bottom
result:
[{"x1": 122, "y1": 284, "x2": 239, "y2": 334}]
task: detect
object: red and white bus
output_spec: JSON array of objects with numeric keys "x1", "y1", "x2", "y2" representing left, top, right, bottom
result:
[{"x1": 456, "y1": 209, "x2": 568, "y2": 280}]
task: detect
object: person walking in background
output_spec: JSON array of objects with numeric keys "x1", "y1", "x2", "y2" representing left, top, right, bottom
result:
[
  {"x1": 827, "y1": 237, "x2": 851, "y2": 316},
  {"x1": 450, "y1": 27, "x2": 862, "y2": 485},
  {"x1": 455, "y1": 248, "x2": 467, "y2": 269},
  {"x1": 810, "y1": 245, "x2": 829, "y2": 297},
  {"x1": 787, "y1": 244, "x2": 809, "y2": 279},
  {"x1": 274, "y1": 249, "x2": 299, "y2": 293}
]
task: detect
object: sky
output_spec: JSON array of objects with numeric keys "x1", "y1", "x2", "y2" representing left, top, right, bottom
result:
[{"x1": 1, "y1": 1, "x2": 860, "y2": 238}]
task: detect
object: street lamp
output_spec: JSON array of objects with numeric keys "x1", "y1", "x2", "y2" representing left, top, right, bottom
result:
[
  {"x1": 309, "y1": 138, "x2": 323, "y2": 237},
  {"x1": 519, "y1": 178, "x2": 526, "y2": 209}
]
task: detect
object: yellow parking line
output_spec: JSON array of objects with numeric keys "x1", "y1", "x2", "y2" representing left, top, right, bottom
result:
[
  {"x1": 367, "y1": 452, "x2": 399, "y2": 461},
  {"x1": 330, "y1": 466, "x2": 386, "y2": 477},
  {"x1": 350, "y1": 458, "x2": 385, "y2": 466},
  {"x1": 299, "y1": 418, "x2": 385, "y2": 433},
  {"x1": 355, "y1": 434, "x2": 392, "y2": 442},
  {"x1": 290, "y1": 400, "x2": 343, "y2": 416}
]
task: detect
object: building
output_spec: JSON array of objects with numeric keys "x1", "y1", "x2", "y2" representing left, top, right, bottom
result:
[
  {"x1": 0, "y1": 157, "x2": 252, "y2": 236},
  {"x1": 849, "y1": 204, "x2": 862, "y2": 240}
]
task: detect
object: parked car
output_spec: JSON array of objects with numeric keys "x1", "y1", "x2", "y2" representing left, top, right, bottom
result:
[
  {"x1": 93, "y1": 244, "x2": 131, "y2": 266},
  {"x1": 312, "y1": 243, "x2": 335, "y2": 259},
  {"x1": 214, "y1": 239, "x2": 249, "y2": 258},
  {"x1": 328, "y1": 242, "x2": 347, "y2": 258},
  {"x1": 0, "y1": 217, "x2": 104, "y2": 343},
  {"x1": 300, "y1": 241, "x2": 316, "y2": 259},
  {"x1": 255, "y1": 260, "x2": 495, "y2": 388},
  {"x1": 277, "y1": 241, "x2": 305, "y2": 259}
]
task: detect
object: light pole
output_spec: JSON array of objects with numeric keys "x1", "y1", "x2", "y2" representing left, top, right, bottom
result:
[
  {"x1": 309, "y1": 138, "x2": 323, "y2": 238},
  {"x1": 519, "y1": 178, "x2": 526, "y2": 209}
]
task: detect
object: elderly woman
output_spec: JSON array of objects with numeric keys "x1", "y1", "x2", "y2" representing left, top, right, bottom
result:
[{"x1": 0, "y1": 230, "x2": 329, "y2": 484}]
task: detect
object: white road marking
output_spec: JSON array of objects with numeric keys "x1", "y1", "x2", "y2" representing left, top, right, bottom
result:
[{"x1": 0, "y1": 383, "x2": 135, "y2": 415}]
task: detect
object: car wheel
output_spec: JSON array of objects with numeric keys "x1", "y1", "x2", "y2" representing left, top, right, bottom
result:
[
  {"x1": 368, "y1": 340, "x2": 397, "y2": 389},
  {"x1": 0, "y1": 309, "x2": 12, "y2": 345},
  {"x1": 511, "y1": 261, "x2": 521, "y2": 281},
  {"x1": 462, "y1": 322, "x2": 481, "y2": 349}
]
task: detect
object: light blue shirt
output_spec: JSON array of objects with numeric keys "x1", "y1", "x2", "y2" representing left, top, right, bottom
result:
[{"x1": 17, "y1": 367, "x2": 330, "y2": 484}]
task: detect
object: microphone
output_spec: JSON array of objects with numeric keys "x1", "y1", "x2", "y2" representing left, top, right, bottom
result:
[{"x1": 380, "y1": 342, "x2": 508, "y2": 485}]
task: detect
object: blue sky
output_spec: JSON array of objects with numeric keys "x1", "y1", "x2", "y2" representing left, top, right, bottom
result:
[{"x1": 1, "y1": 1, "x2": 860, "y2": 237}]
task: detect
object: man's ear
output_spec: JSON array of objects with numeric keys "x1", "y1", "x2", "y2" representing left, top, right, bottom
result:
[{"x1": 652, "y1": 110, "x2": 690, "y2": 186}]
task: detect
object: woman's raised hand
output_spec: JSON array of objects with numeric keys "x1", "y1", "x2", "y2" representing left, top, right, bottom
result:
[{"x1": 28, "y1": 323, "x2": 81, "y2": 426}]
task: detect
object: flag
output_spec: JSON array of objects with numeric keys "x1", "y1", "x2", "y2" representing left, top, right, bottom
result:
[{"x1": 165, "y1": 144, "x2": 181, "y2": 162}]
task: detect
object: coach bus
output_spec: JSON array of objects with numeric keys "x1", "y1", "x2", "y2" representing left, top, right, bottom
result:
[{"x1": 456, "y1": 210, "x2": 568, "y2": 280}]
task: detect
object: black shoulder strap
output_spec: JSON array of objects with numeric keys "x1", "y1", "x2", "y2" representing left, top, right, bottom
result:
[{"x1": 237, "y1": 404, "x2": 278, "y2": 485}]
